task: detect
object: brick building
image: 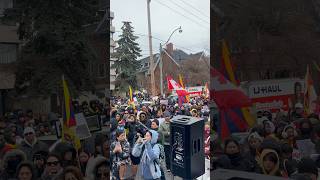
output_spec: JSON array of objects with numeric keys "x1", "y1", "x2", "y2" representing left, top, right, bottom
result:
[
  {"x1": 137, "y1": 43, "x2": 181, "y2": 95},
  {"x1": 137, "y1": 43, "x2": 209, "y2": 95}
]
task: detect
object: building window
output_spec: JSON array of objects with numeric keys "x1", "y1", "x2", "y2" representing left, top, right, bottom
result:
[
  {"x1": 98, "y1": 63, "x2": 106, "y2": 78},
  {"x1": 0, "y1": 43, "x2": 17, "y2": 64}
]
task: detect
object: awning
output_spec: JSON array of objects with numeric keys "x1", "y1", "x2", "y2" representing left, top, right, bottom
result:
[{"x1": 0, "y1": 71, "x2": 15, "y2": 89}]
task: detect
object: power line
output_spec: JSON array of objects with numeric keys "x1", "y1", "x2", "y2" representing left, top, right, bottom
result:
[
  {"x1": 153, "y1": 0, "x2": 209, "y2": 30},
  {"x1": 166, "y1": 0, "x2": 209, "y2": 24},
  {"x1": 115, "y1": 30, "x2": 204, "y2": 54},
  {"x1": 176, "y1": 0, "x2": 210, "y2": 19}
]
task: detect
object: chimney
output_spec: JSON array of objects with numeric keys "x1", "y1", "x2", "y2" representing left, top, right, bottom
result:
[{"x1": 166, "y1": 43, "x2": 174, "y2": 55}]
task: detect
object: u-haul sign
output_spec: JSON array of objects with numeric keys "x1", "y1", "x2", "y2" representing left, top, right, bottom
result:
[{"x1": 243, "y1": 78, "x2": 304, "y2": 111}]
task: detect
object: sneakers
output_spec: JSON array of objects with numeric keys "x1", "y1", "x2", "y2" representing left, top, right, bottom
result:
[{"x1": 167, "y1": 169, "x2": 171, "y2": 172}]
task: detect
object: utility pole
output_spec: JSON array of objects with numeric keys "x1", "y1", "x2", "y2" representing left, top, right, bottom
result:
[
  {"x1": 147, "y1": 0, "x2": 156, "y2": 96},
  {"x1": 159, "y1": 43, "x2": 163, "y2": 96}
]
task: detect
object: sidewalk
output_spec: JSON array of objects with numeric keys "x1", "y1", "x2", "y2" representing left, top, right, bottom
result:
[{"x1": 123, "y1": 159, "x2": 210, "y2": 180}]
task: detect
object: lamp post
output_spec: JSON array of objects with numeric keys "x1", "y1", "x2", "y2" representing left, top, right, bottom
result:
[{"x1": 159, "y1": 26, "x2": 182, "y2": 97}]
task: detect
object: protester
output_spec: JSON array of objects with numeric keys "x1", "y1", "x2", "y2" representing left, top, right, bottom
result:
[
  {"x1": 41, "y1": 153, "x2": 63, "y2": 180},
  {"x1": 0, "y1": 149, "x2": 27, "y2": 180},
  {"x1": 18, "y1": 127, "x2": 49, "y2": 161},
  {"x1": 16, "y1": 161, "x2": 36, "y2": 180},
  {"x1": 158, "y1": 111, "x2": 171, "y2": 171},
  {"x1": 132, "y1": 130, "x2": 161, "y2": 180},
  {"x1": 61, "y1": 166, "x2": 84, "y2": 180},
  {"x1": 297, "y1": 158, "x2": 318, "y2": 180},
  {"x1": 78, "y1": 150, "x2": 90, "y2": 176},
  {"x1": 110, "y1": 129, "x2": 131, "y2": 180},
  {"x1": 33, "y1": 151, "x2": 48, "y2": 178},
  {"x1": 52, "y1": 142, "x2": 77, "y2": 168}
]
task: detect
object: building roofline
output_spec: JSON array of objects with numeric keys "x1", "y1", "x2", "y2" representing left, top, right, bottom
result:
[{"x1": 152, "y1": 49, "x2": 180, "y2": 72}]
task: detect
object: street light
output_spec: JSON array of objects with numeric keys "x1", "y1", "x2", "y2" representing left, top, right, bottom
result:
[{"x1": 160, "y1": 26, "x2": 183, "y2": 97}]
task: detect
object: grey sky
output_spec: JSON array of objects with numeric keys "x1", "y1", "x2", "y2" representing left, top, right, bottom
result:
[{"x1": 111, "y1": 0, "x2": 210, "y2": 58}]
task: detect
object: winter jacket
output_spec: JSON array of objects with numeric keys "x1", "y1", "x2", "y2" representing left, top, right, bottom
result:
[
  {"x1": 0, "y1": 149, "x2": 27, "y2": 180},
  {"x1": 125, "y1": 121, "x2": 139, "y2": 147},
  {"x1": 85, "y1": 155, "x2": 109, "y2": 180},
  {"x1": 132, "y1": 130, "x2": 161, "y2": 180},
  {"x1": 220, "y1": 153, "x2": 255, "y2": 172},
  {"x1": 110, "y1": 140, "x2": 131, "y2": 167},
  {"x1": 40, "y1": 168, "x2": 63, "y2": 180},
  {"x1": 18, "y1": 138, "x2": 48, "y2": 161},
  {"x1": 158, "y1": 121, "x2": 170, "y2": 145}
]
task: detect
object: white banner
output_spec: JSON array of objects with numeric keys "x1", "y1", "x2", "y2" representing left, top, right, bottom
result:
[{"x1": 247, "y1": 79, "x2": 304, "y2": 98}]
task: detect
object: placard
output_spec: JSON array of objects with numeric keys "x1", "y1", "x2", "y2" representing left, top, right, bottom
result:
[
  {"x1": 75, "y1": 113, "x2": 92, "y2": 140},
  {"x1": 85, "y1": 115, "x2": 102, "y2": 132}
]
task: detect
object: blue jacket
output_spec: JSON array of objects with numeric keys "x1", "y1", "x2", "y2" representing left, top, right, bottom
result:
[{"x1": 132, "y1": 130, "x2": 161, "y2": 179}]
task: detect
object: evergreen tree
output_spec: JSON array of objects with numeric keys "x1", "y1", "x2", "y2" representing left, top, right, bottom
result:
[
  {"x1": 112, "y1": 21, "x2": 141, "y2": 92},
  {"x1": 2, "y1": 0, "x2": 101, "y2": 97}
]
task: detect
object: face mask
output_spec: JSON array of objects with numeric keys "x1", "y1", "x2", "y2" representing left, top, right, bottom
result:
[
  {"x1": 301, "y1": 128, "x2": 311, "y2": 135},
  {"x1": 227, "y1": 152, "x2": 240, "y2": 160}
]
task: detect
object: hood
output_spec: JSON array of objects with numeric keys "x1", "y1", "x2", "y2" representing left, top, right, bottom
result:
[
  {"x1": 137, "y1": 111, "x2": 147, "y2": 121},
  {"x1": 85, "y1": 156, "x2": 108, "y2": 180},
  {"x1": 2, "y1": 149, "x2": 27, "y2": 169},
  {"x1": 264, "y1": 120, "x2": 275, "y2": 133},
  {"x1": 149, "y1": 130, "x2": 159, "y2": 144},
  {"x1": 259, "y1": 149, "x2": 280, "y2": 176}
]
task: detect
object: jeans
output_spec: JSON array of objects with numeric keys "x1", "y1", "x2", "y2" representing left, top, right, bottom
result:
[{"x1": 164, "y1": 145, "x2": 171, "y2": 170}]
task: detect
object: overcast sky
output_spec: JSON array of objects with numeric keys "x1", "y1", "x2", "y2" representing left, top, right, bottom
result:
[{"x1": 110, "y1": 0, "x2": 210, "y2": 58}]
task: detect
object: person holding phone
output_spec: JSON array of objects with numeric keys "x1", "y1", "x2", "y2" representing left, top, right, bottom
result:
[
  {"x1": 132, "y1": 130, "x2": 162, "y2": 180},
  {"x1": 110, "y1": 129, "x2": 130, "y2": 180}
]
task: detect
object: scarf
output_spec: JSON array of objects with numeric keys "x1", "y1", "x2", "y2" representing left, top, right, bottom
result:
[{"x1": 24, "y1": 138, "x2": 37, "y2": 147}]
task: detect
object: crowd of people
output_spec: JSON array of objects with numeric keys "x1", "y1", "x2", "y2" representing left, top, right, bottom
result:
[
  {"x1": 0, "y1": 99, "x2": 109, "y2": 180},
  {"x1": 110, "y1": 94, "x2": 210, "y2": 180},
  {"x1": 212, "y1": 102, "x2": 320, "y2": 180}
]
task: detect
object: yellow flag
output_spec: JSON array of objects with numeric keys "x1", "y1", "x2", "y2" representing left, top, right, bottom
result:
[
  {"x1": 129, "y1": 86, "x2": 133, "y2": 102},
  {"x1": 178, "y1": 74, "x2": 190, "y2": 102}
]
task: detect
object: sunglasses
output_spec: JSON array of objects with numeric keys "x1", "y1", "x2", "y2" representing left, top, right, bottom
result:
[
  {"x1": 46, "y1": 161, "x2": 60, "y2": 166},
  {"x1": 24, "y1": 132, "x2": 34, "y2": 136}
]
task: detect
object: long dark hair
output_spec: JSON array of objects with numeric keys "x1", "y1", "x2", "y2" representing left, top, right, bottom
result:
[
  {"x1": 62, "y1": 166, "x2": 84, "y2": 180},
  {"x1": 16, "y1": 161, "x2": 36, "y2": 180},
  {"x1": 223, "y1": 138, "x2": 240, "y2": 154}
]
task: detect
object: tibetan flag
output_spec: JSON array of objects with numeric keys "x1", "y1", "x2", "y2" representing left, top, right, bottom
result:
[
  {"x1": 221, "y1": 40, "x2": 237, "y2": 84},
  {"x1": 129, "y1": 86, "x2": 133, "y2": 102},
  {"x1": 178, "y1": 74, "x2": 190, "y2": 102},
  {"x1": 62, "y1": 76, "x2": 81, "y2": 150},
  {"x1": 304, "y1": 65, "x2": 318, "y2": 115},
  {"x1": 63, "y1": 77, "x2": 76, "y2": 127},
  {"x1": 220, "y1": 40, "x2": 255, "y2": 127},
  {"x1": 211, "y1": 68, "x2": 252, "y2": 108}
]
